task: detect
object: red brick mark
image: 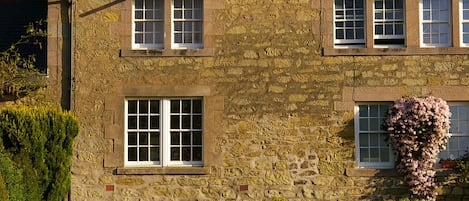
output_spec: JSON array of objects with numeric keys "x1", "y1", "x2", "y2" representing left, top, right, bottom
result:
[
  {"x1": 239, "y1": 185, "x2": 248, "y2": 191},
  {"x1": 105, "y1": 185, "x2": 114, "y2": 192}
]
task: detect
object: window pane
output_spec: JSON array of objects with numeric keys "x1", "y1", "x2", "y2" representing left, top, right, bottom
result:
[
  {"x1": 193, "y1": 131, "x2": 202, "y2": 145},
  {"x1": 360, "y1": 148, "x2": 369, "y2": 162},
  {"x1": 370, "y1": 148, "x2": 380, "y2": 162},
  {"x1": 379, "y1": 133, "x2": 388, "y2": 146},
  {"x1": 135, "y1": 23, "x2": 144, "y2": 32},
  {"x1": 139, "y1": 132, "x2": 148, "y2": 145},
  {"x1": 175, "y1": 33, "x2": 183, "y2": 43},
  {"x1": 171, "y1": 147, "x2": 180, "y2": 160},
  {"x1": 195, "y1": 10, "x2": 203, "y2": 18},
  {"x1": 370, "y1": 134, "x2": 379, "y2": 146},
  {"x1": 359, "y1": 133, "x2": 369, "y2": 146},
  {"x1": 145, "y1": 33, "x2": 153, "y2": 43},
  {"x1": 150, "y1": 132, "x2": 160, "y2": 145},
  {"x1": 171, "y1": 100, "x2": 180, "y2": 113},
  {"x1": 135, "y1": 11, "x2": 143, "y2": 19},
  {"x1": 150, "y1": 147, "x2": 160, "y2": 161},
  {"x1": 182, "y1": 100, "x2": 191, "y2": 113},
  {"x1": 184, "y1": 10, "x2": 193, "y2": 19},
  {"x1": 395, "y1": 24, "x2": 403, "y2": 35},
  {"x1": 335, "y1": 0, "x2": 344, "y2": 9},
  {"x1": 128, "y1": 100, "x2": 137, "y2": 114},
  {"x1": 184, "y1": 0, "x2": 192, "y2": 8},
  {"x1": 174, "y1": 22, "x2": 183, "y2": 31},
  {"x1": 145, "y1": 11, "x2": 154, "y2": 19},
  {"x1": 193, "y1": 147, "x2": 202, "y2": 161},
  {"x1": 174, "y1": 10, "x2": 183, "y2": 19},
  {"x1": 139, "y1": 116, "x2": 148, "y2": 129},
  {"x1": 171, "y1": 132, "x2": 180, "y2": 145},
  {"x1": 182, "y1": 147, "x2": 191, "y2": 161},
  {"x1": 194, "y1": 0, "x2": 203, "y2": 8},
  {"x1": 193, "y1": 115, "x2": 202, "y2": 129},
  {"x1": 139, "y1": 147, "x2": 148, "y2": 161},
  {"x1": 174, "y1": 0, "x2": 183, "y2": 8},
  {"x1": 370, "y1": 118, "x2": 380, "y2": 131},
  {"x1": 182, "y1": 115, "x2": 191, "y2": 129},
  {"x1": 193, "y1": 99, "x2": 202, "y2": 113},
  {"x1": 360, "y1": 119, "x2": 369, "y2": 131},
  {"x1": 182, "y1": 132, "x2": 191, "y2": 145},
  {"x1": 336, "y1": 29, "x2": 344, "y2": 39},
  {"x1": 128, "y1": 147, "x2": 137, "y2": 161},
  {"x1": 128, "y1": 116, "x2": 137, "y2": 129},
  {"x1": 184, "y1": 33, "x2": 193, "y2": 43},
  {"x1": 145, "y1": 0, "x2": 153, "y2": 9},
  {"x1": 380, "y1": 148, "x2": 390, "y2": 162},
  {"x1": 135, "y1": 34, "x2": 143, "y2": 43},
  {"x1": 128, "y1": 132, "x2": 137, "y2": 145},
  {"x1": 135, "y1": 0, "x2": 143, "y2": 9},
  {"x1": 150, "y1": 116, "x2": 160, "y2": 129},
  {"x1": 171, "y1": 115, "x2": 180, "y2": 129},
  {"x1": 375, "y1": 0, "x2": 383, "y2": 9}
]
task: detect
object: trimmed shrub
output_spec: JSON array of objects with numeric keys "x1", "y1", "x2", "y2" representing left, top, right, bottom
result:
[
  {"x1": 0, "y1": 106, "x2": 79, "y2": 201},
  {"x1": 0, "y1": 151, "x2": 24, "y2": 201}
]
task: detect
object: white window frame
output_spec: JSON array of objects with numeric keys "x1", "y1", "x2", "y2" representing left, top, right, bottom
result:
[
  {"x1": 171, "y1": 0, "x2": 203, "y2": 49},
  {"x1": 420, "y1": 0, "x2": 452, "y2": 47},
  {"x1": 373, "y1": 0, "x2": 406, "y2": 48},
  {"x1": 460, "y1": 0, "x2": 469, "y2": 47},
  {"x1": 334, "y1": 0, "x2": 366, "y2": 47},
  {"x1": 438, "y1": 103, "x2": 469, "y2": 161},
  {"x1": 132, "y1": 0, "x2": 165, "y2": 50},
  {"x1": 124, "y1": 98, "x2": 203, "y2": 167},
  {"x1": 355, "y1": 103, "x2": 394, "y2": 169}
]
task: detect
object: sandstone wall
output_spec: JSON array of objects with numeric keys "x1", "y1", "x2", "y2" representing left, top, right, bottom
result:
[{"x1": 70, "y1": 0, "x2": 469, "y2": 200}]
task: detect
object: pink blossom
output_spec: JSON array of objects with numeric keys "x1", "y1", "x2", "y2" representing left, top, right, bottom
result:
[{"x1": 383, "y1": 96, "x2": 451, "y2": 201}]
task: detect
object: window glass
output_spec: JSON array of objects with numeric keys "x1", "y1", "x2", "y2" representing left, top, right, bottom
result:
[
  {"x1": 461, "y1": 0, "x2": 469, "y2": 46},
  {"x1": 421, "y1": 0, "x2": 451, "y2": 47},
  {"x1": 125, "y1": 98, "x2": 203, "y2": 167},
  {"x1": 374, "y1": 0, "x2": 405, "y2": 46},
  {"x1": 439, "y1": 104, "x2": 469, "y2": 161},
  {"x1": 133, "y1": 0, "x2": 164, "y2": 49},
  {"x1": 172, "y1": 0, "x2": 203, "y2": 48},
  {"x1": 334, "y1": 0, "x2": 366, "y2": 46},
  {"x1": 356, "y1": 103, "x2": 393, "y2": 169}
]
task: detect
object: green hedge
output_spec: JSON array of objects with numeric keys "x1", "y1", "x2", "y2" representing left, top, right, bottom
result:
[{"x1": 0, "y1": 106, "x2": 79, "y2": 201}]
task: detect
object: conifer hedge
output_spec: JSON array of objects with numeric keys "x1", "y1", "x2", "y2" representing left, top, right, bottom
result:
[{"x1": 0, "y1": 106, "x2": 79, "y2": 201}]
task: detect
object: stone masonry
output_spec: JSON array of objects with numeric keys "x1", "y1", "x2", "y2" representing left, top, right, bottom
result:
[{"x1": 67, "y1": 0, "x2": 469, "y2": 200}]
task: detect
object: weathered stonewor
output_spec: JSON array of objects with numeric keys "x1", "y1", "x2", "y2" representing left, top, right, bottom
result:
[{"x1": 64, "y1": 0, "x2": 469, "y2": 200}]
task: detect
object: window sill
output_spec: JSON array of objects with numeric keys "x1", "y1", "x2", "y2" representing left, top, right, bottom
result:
[
  {"x1": 120, "y1": 48, "x2": 214, "y2": 57},
  {"x1": 116, "y1": 166, "x2": 210, "y2": 175},
  {"x1": 323, "y1": 47, "x2": 469, "y2": 56}
]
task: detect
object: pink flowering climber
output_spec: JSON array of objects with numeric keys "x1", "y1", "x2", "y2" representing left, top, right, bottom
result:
[{"x1": 384, "y1": 96, "x2": 451, "y2": 201}]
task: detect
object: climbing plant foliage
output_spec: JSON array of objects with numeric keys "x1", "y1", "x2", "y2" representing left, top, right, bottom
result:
[
  {"x1": 0, "y1": 106, "x2": 79, "y2": 201},
  {"x1": 384, "y1": 96, "x2": 451, "y2": 201}
]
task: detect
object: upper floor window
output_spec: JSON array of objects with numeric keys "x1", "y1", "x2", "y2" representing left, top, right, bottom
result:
[
  {"x1": 325, "y1": 0, "x2": 469, "y2": 55},
  {"x1": 334, "y1": 0, "x2": 365, "y2": 47},
  {"x1": 132, "y1": 0, "x2": 203, "y2": 50},
  {"x1": 461, "y1": 0, "x2": 469, "y2": 46},
  {"x1": 374, "y1": 0, "x2": 405, "y2": 47},
  {"x1": 421, "y1": 0, "x2": 451, "y2": 47},
  {"x1": 125, "y1": 98, "x2": 203, "y2": 167}
]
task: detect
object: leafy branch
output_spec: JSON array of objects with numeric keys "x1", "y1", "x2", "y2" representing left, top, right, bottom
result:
[{"x1": 0, "y1": 20, "x2": 47, "y2": 99}]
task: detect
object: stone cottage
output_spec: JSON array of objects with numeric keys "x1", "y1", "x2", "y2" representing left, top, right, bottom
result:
[{"x1": 24, "y1": 0, "x2": 469, "y2": 200}]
